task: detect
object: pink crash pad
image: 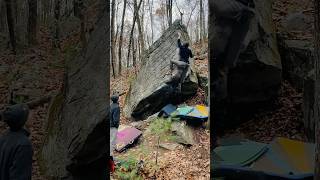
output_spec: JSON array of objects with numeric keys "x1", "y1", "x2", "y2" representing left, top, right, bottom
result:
[{"x1": 115, "y1": 127, "x2": 142, "y2": 152}]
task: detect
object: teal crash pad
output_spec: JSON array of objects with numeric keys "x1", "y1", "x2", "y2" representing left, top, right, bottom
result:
[
  {"x1": 176, "y1": 106, "x2": 194, "y2": 116},
  {"x1": 213, "y1": 139, "x2": 268, "y2": 167}
]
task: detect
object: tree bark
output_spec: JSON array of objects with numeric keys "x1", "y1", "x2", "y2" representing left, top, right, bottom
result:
[
  {"x1": 148, "y1": 0, "x2": 154, "y2": 42},
  {"x1": 166, "y1": 0, "x2": 172, "y2": 27},
  {"x1": 314, "y1": 0, "x2": 320, "y2": 179},
  {"x1": 135, "y1": 0, "x2": 145, "y2": 58},
  {"x1": 111, "y1": 0, "x2": 116, "y2": 78},
  {"x1": 27, "y1": 0, "x2": 37, "y2": 45},
  {"x1": 118, "y1": 0, "x2": 127, "y2": 75},
  {"x1": 5, "y1": 0, "x2": 16, "y2": 54}
]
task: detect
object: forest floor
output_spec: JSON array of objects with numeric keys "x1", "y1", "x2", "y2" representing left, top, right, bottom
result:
[{"x1": 110, "y1": 41, "x2": 210, "y2": 180}]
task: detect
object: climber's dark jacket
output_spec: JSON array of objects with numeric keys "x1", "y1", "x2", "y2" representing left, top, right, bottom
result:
[
  {"x1": 0, "y1": 104, "x2": 33, "y2": 180},
  {"x1": 177, "y1": 39, "x2": 193, "y2": 64},
  {"x1": 110, "y1": 95, "x2": 120, "y2": 128}
]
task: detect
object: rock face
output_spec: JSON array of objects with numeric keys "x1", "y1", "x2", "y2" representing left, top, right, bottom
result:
[
  {"x1": 278, "y1": 37, "x2": 315, "y2": 141},
  {"x1": 40, "y1": 9, "x2": 109, "y2": 180},
  {"x1": 124, "y1": 20, "x2": 198, "y2": 120},
  {"x1": 225, "y1": 0, "x2": 282, "y2": 117},
  {"x1": 278, "y1": 38, "x2": 314, "y2": 90}
]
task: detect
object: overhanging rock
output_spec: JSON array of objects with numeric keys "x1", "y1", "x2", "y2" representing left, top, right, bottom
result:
[
  {"x1": 225, "y1": 0, "x2": 282, "y2": 121},
  {"x1": 124, "y1": 20, "x2": 198, "y2": 120}
]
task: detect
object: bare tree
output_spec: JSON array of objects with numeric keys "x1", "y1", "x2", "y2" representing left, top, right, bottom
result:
[
  {"x1": 148, "y1": 0, "x2": 154, "y2": 42},
  {"x1": 118, "y1": 0, "x2": 127, "y2": 75},
  {"x1": 5, "y1": 0, "x2": 16, "y2": 53},
  {"x1": 136, "y1": 0, "x2": 145, "y2": 56},
  {"x1": 111, "y1": 0, "x2": 116, "y2": 78},
  {"x1": 166, "y1": 0, "x2": 172, "y2": 26},
  {"x1": 200, "y1": 0, "x2": 205, "y2": 41},
  {"x1": 27, "y1": 0, "x2": 37, "y2": 45},
  {"x1": 126, "y1": 0, "x2": 143, "y2": 68},
  {"x1": 174, "y1": 0, "x2": 183, "y2": 22},
  {"x1": 314, "y1": 0, "x2": 320, "y2": 179}
]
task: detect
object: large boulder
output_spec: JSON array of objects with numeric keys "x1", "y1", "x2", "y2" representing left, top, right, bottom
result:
[
  {"x1": 229, "y1": 0, "x2": 282, "y2": 102},
  {"x1": 40, "y1": 8, "x2": 108, "y2": 180},
  {"x1": 224, "y1": 0, "x2": 282, "y2": 118},
  {"x1": 124, "y1": 20, "x2": 198, "y2": 120}
]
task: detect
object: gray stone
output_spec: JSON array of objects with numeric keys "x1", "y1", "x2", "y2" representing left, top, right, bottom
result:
[
  {"x1": 159, "y1": 143, "x2": 180, "y2": 151},
  {"x1": 226, "y1": 0, "x2": 282, "y2": 105},
  {"x1": 278, "y1": 37, "x2": 314, "y2": 90},
  {"x1": 171, "y1": 121, "x2": 195, "y2": 145},
  {"x1": 124, "y1": 20, "x2": 198, "y2": 120},
  {"x1": 40, "y1": 9, "x2": 109, "y2": 180}
]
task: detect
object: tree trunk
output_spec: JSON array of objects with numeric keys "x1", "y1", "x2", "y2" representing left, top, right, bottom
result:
[
  {"x1": 148, "y1": 0, "x2": 154, "y2": 42},
  {"x1": 27, "y1": 0, "x2": 37, "y2": 45},
  {"x1": 200, "y1": 0, "x2": 204, "y2": 41},
  {"x1": 166, "y1": 0, "x2": 172, "y2": 27},
  {"x1": 118, "y1": 0, "x2": 127, "y2": 75},
  {"x1": 54, "y1": 0, "x2": 61, "y2": 48},
  {"x1": 135, "y1": 0, "x2": 144, "y2": 60},
  {"x1": 5, "y1": 0, "x2": 16, "y2": 54},
  {"x1": 126, "y1": 0, "x2": 143, "y2": 68},
  {"x1": 111, "y1": 0, "x2": 116, "y2": 78},
  {"x1": 314, "y1": 0, "x2": 320, "y2": 179},
  {"x1": 132, "y1": 36, "x2": 136, "y2": 67}
]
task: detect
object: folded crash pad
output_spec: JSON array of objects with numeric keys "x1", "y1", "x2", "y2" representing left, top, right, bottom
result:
[
  {"x1": 186, "y1": 105, "x2": 209, "y2": 119},
  {"x1": 213, "y1": 139, "x2": 268, "y2": 167},
  {"x1": 251, "y1": 137, "x2": 315, "y2": 178},
  {"x1": 176, "y1": 106, "x2": 194, "y2": 116},
  {"x1": 213, "y1": 137, "x2": 315, "y2": 180},
  {"x1": 159, "y1": 104, "x2": 177, "y2": 118},
  {"x1": 115, "y1": 127, "x2": 142, "y2": 152}
]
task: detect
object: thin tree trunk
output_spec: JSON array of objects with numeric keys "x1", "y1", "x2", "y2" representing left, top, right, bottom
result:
[
  {"x1": 27, "y1": 0, "x2": 37, "y2": 45},
  {"x1": 314, "y1": 0, "x2": 320, "y2": 179},
  {"x1": 135, "y1": 0, "x2": 144, "y2": 59},
  {"x1": 126, "y1": 0, "x2": 143, "y2": 68},
  {"x1": 132, "y1": 37, "x2": 136, "y2": 67},
  {"x1": 148, "y1": 0, "x2": 154, "y2": 42},
  {"x1": 111, "y1": 0, "x2": 116, "y2": 78},
  {"x1": 200, "y1": 0, "x2": 204, "y2": 41},
  {"x1": 118, "y1": 0, "x2": 127, "y2": 76},
  {"x1": 166, "y1": 0, "x2": 172, "y2": 27},
  {"x1": 5, "y1": 0, "x2": 16, "y2": 54},
  {"x1": 186, "y1": 1, "x2": 198, "y2": 28}
]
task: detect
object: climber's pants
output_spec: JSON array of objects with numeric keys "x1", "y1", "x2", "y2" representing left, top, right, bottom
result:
[{"x1": 110, "y1": 127, "x2": 118, "y2": 156}]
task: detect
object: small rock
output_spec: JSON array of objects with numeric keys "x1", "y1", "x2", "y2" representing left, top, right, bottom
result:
[
  {"x1": 159, "y1": 143, "x2": 180, "y2": 151},
  {"x1": 171, "y1": 121, "x2": 195, "y2": 145}
]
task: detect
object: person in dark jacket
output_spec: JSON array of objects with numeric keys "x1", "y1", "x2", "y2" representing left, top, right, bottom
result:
[
  {"x1": 109, "y1": 94, "x2": 120, "y2": 173},
  {"x1": 177, "y1": 32, "x2": 193, "y2": 64},
  {"x1": 0, "y1": 104, "x2": 33, "y2": 180}
]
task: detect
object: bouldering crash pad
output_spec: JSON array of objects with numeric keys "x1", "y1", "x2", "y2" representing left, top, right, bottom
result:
[
  {"x1": 212, "y1": 137, "x2": 315, "y2": 180},
  {"x1": 176, "y1": 106, "x2": 194, "y2": 116},
  {"x1": 213, "y1": 139, "x2": 268, "y2": 167},
  {"x1": 115, "y1": 127, "x2": 142, "y2": 152},
  {"x1": 158, "y1": 104, "x2": 177, "y2": 118},
  {"x1": 251, "y1": 137, "x2": 315, "y2": 178}
]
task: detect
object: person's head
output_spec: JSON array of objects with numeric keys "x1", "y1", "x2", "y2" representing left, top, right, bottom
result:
[
  {"x1": 2, "y1": 104, "x2": 29, "y2": 131},
  {"x1": 111, "y1": 95, "x2": 119, "y2": 103},
  {"x1": 184, "y1": 42, "x2": 189, "y2": 48}
]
